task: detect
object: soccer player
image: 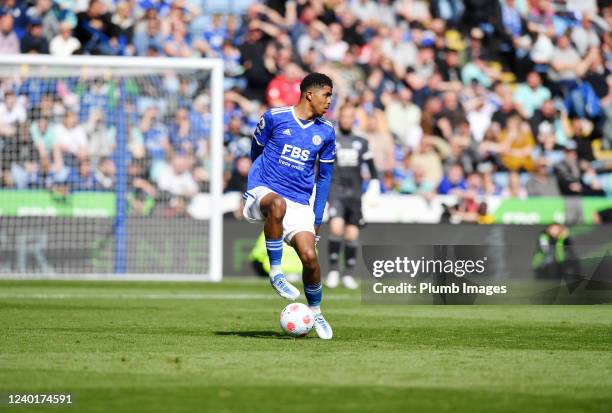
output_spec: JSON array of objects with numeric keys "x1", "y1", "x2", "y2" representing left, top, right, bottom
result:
[
  {"x1": 243, "y1": 73, "x2": 335, "y2": 339},
  {"x1": 326, "y1": 104, "x2": 379, "y2": 289}
]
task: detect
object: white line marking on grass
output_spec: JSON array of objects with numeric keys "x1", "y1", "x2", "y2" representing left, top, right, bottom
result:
[{"x1": 0, "y1": 292, "x2": 355, "y2": 301}]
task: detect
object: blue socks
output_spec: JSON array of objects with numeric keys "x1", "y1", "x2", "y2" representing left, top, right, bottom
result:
[
  {"x1": 266, "y1": 238, "x2": 283, "y2": 277},
  {"x1": 305, "y1": 282, "x2": 322, "y2": 312}
]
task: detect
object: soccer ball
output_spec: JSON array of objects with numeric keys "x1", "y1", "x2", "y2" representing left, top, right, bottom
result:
[{"x1": 280, "y1": 303, "x2": 315, "y2": 337}]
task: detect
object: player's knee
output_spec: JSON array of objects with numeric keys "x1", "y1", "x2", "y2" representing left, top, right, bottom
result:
[
  {"x1": 268, "y1": 196, "x2": 286, "y2": 218},
  {"x1": 300, "y1": 248, "x2": 319, "y2": 271}
]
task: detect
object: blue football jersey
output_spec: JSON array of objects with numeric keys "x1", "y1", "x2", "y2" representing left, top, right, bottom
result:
[{"x1": 247, "y1": 106, "x2": 336, "y2": 205}]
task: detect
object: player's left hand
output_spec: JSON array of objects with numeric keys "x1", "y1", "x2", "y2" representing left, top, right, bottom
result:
[{"x1": 314, "y1": 226, "x2": 321, "y2": 247}]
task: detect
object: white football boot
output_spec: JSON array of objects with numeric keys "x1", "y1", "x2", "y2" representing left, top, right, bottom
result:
[
  {"x1": 313, "y1": 312, "x2": 333, "y2": 340},
  {"x1": 325, "y1": 270, "x2": 340, "y2": 288},
  {"x1": 342, "y1": 275, "x2": 359, "y2": 290}
]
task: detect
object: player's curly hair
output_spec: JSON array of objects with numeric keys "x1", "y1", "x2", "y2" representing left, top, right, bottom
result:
[{"x1": 300, "y1": 72, "x2": 333, "y2": 96}]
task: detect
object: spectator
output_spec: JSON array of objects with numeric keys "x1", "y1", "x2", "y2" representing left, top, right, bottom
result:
[
  {"x1": 381, "y1": 27, "x2": 417, "y2": 72},
  {"x1": 169, "y1": 106, "x2": 200, "y2": 157},
  {"x1": 320, "y1": 22, "x2": 349, "y2": 63},
  {"x1": 111, "y1": 1, "x2": 134, "y2": 54},
  {"x1": 410, "y1": 134, "x2": 450, "y2": 188},
  {"x1": 527, "y1": 158, "x2": 561, "y2": 196},
  {"x1": 0, "y1": 91, "x2": 26, "y2": 138},
  {"x1": 139, "y1": 105, "x2": 169, "y2": 180},
  {"x1": 398, "y1": 164, "x2": 435, "y2": 197},
  {"x1": 513, "y1": 72, "x2": 551, "y2": 118},
  {"x1": 554, "y1": 141, "x2": 583, "y2": 196},
  {"x1": 199, "y1": 13, "x2": 226, "y2": 57},
  {"x1": 163, "y1": 21, "x2": 195, "y2": 57},
  {"x1": 67, "y1": 158, "x2": 96, "y2": 191},
  {"x1": 529, "y1": 99, "x2": 559, "y2": 140},
  {"x1": 133, "y1": 16, "x2": 162, "y2": 56},
  {"x1": 501, "y1": 171, "x2": 527, "y2": 198},
  {"x1": 94, "y1": 157, "x2": 115, "y2": 191},
  {"x1": 491, "y1": 90, "x2": 520, "y2": 129},
  {"x1": 75, "y1": 0, "x2": 119, "y2": 55},
  {"x1": 49, "y1": 21, "x2": 81, "y2": 56},
  {"x1": 224, "y1": 116, "x2": 251, "y2": 158},
  {"x1": 0, "y1": 13, "x2": 19, "y2": 54},
  {"x1": 25, "y1": 1, "x2": 53, "y2": 36},
  {"x1": 157, "y1": 153, "x2": 199, "y2": 216},
  {"x1": 361, "y1": 113, "x2": 395, "y2": 176},
  {"x1": 266, "y1": 63, "x2": 304, "y2": 107},
  {"x1": 499, "y1": 114, "x2": 535, "y2": 172},
  {"x1": 225, "y1": 155, "x2": 251, "y2": 193},
  {"x1": 53, "y1": 111, "x2": 88, "y2": 170},
  {"x1": 384, "y1": 87, "x2": 422, "y2": 147},
  {"x1": 127, "y1": 158, "x2": 156, "y2": 215},
  {"x1": 430, "y1": 0, "x2": 464, "y2": 28},
  {"x1": 571, "y1": 14, "x2": 601, "y2": 57},
  {"x1": 437, "y1": 91, "x2": 466, "y2": 140},
  {"x1": 437, "y1": 46, "x2": 463, "y2": 89},
  {"x1": 238, "y1": 24, "x2": 277, "y2": 102},
  {"x1": 20, "y1": 19, "x2": 49, "y2": 54},
  {"x1": 85, "y1": 108, "x2": 116, "y2": 164},
  {"x1": 29, "y1": 115, "x2": 55, "y2": 173},
  {"x1": 438, "y1": 163, "x2": 467, "y2": 195}
]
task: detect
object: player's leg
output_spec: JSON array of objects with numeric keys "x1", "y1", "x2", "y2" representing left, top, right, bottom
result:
[
  {"x1": 326, "y1": 216, "x2": 344, "y2": 288},
  {"x1": 292, "y1": 232, "x2": 333, "y2": 339},
  {"x1": 342, "y1": 224, "x2": 360, "y2": 289},
  {"x1": 326, "y1": 197, "x2": 345, "y2": 288},
  {"x1": 259, "y1": 192, "x2": 300, "y2": 300},
  {"x1": 342, "y1": 197, "x2": 365, "y2": 289}
]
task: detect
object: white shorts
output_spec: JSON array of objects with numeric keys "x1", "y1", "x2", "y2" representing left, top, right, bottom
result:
[{"x1": 242, "y1": 186, "x2": 315, "y2": 244}]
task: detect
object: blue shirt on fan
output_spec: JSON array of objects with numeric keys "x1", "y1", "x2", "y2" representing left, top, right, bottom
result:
[{"x1": 247, "y1": 106, "x2": 336, "y2": 206}]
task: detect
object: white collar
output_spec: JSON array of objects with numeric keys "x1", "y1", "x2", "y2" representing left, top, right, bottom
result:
[{"x1": 291, "y1": 106, "x2": 314, "y2": 129}]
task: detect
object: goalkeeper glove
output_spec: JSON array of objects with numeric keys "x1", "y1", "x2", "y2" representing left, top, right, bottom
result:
[{"x1": 363, "y1": 179, "x2": 381, "y2": 206}]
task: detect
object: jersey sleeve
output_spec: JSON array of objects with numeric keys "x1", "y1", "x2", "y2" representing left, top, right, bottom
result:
[
  {"x1": 252, "y1": 111, "x2": 273, "y2": 147},
  {"x1": 360, "y1": 137, "x2": 374, "y2": 161},
  {"x1": 319, "y1": 128, "x2": 336, "y2": 163}
]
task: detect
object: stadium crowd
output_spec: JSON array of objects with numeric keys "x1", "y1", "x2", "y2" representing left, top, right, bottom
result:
[{"x1": 0, "y1": 0, "x2": 611, "y2": 218}]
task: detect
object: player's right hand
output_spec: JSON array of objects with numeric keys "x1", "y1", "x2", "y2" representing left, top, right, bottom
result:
[{"x1": 363, "y1": 179, "x2": 381, "y2": 207}]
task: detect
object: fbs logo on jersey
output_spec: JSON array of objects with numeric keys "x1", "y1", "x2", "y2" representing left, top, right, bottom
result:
[
  {"x1": 282, "y1": 129, "x2": 292, "y2": 136},
  {"x1": 281, "y1": 144, "x2": 310, "y2": 161}
]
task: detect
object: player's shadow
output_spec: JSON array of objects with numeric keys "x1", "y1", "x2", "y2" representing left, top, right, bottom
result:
[{"x1": 214, "y1": 330, "x2": 291, "y2": 339}]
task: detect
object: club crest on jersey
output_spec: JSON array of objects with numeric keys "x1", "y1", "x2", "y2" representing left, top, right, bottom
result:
[{"x1": 312, "y1": 135, "x2": 322, "y2": 145}]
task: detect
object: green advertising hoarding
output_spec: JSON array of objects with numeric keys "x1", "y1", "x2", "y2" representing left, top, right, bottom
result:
[
  {"x1": 493, "y1": 197, "x2": 612, "y2": 224},
  {"x1": 0, "y1": 190, "x2": 115, "y2": 217}
]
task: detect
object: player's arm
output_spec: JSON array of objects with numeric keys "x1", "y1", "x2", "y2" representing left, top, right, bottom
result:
[
  {"x1": 250, "y1": 112, "x2": 272, "y2": 162},
  {"x1": 361, "y1": 139, "x2": 379, "y2": 182},
  {"x1": 314, "y1": 161, "x2": 334, "y2": 231},
  {"x1": 313, "y1": 132, "x2": 336, "y2": 233},
  {"x1": 361, "y1": 139, "x2": 380, "y2": 202}
]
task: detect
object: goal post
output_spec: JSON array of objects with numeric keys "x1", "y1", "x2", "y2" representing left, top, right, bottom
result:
[{"x1": 0, "y1": 54, "x2": 224, "y2": 281}]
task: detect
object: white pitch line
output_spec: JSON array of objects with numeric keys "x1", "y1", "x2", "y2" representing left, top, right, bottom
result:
[{"x1": 0, "y1": 292, "x2": 356, "y2": 301}]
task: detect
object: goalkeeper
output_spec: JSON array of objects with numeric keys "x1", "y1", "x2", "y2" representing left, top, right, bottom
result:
[{"x1": 325, "y1": 104, "x2": 380, "y2": 289}]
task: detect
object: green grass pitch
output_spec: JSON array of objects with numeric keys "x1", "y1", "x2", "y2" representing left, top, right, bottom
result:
[{"x1": 1, "y1": 280, "x2": 611, "y2": 413}]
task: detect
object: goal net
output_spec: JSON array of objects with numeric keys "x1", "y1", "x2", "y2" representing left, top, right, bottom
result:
[{"x1": 0, "y1": 55, "x2": 224, "y2": 281}]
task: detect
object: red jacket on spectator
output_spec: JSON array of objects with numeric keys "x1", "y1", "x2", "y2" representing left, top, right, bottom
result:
[{"x1": 266, "y1": 74, "x2": 301, "y2": 107}]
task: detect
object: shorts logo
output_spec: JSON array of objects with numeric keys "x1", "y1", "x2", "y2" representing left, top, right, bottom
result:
[{"x1": 312, "y1": 135, "x2": 322, "y2": 145}]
